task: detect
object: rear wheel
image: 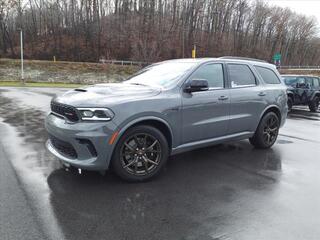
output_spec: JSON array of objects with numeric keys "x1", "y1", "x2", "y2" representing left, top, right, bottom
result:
[
  {"x1": 111, "y1": 125, "x2": 169, "y2": 182},
  {"x1": 309, "y1": 96, "x2": 319, "y2": 112},
  {"x1": 249, "y1": 112, "x2": 280, "y2": 149}
]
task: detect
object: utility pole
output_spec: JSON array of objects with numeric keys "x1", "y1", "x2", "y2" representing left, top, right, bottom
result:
[
  {"x1": 18, "y1": 0, "x2": 24, "y2": 85},
  {"x1": 20, "y1": 29, "x2": 24, "y2": 85},
  {"x1": 182, "y1": 25, "x2": 185, "y2": 58}
]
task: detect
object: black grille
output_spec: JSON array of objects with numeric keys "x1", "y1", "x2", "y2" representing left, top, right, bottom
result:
[
  {"x1": 51, "y1": 101, "x2": 79, "y2": 122},
  {"x1": 49, "y1": 134, "x2": 78, "y2": 159}
]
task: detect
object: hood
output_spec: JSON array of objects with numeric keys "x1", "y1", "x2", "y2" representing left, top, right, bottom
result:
[{"x1": 54, "y1": 83, "x2": 161, "y2": 108}]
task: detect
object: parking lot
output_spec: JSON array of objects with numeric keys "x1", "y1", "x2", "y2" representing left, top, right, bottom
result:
[{"x1": 1, "y1": 87, "x2": 320, "y2": 240}]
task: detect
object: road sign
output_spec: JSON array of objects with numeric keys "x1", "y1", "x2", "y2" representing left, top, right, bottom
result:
[
  {"x1": 273, "y1": 53, "x2": 281, "y2": 61},
  {"x1": 273, "y1": 53, "x2": 281, "y2": 68}
]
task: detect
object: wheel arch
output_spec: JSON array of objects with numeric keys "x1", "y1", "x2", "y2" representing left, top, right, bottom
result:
[
  {"x1": 313, "y1": 91, "x2": 320, "y2": 99},
  {"x1": 287, "y1": 92, "x2": 294, "y2": 100},
  {"x1": 111, "y1": 117, "x2": 174, "y2": 157},
  {"x1": 259, "y1": 105, "x2": 282, "y2": 125}
]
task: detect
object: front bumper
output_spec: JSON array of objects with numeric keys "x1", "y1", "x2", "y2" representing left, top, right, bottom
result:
[{"x1": 45, "y1": 113, "x2": 118, "y2": 170}]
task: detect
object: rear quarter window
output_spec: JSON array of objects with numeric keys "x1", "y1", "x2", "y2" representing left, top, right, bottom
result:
[
  {"x1": 313, "y1": 78, "x2": 320, "y2": 87},
  {"x1": 255, "y1": 66, "x2": 281, "y2": 84}
]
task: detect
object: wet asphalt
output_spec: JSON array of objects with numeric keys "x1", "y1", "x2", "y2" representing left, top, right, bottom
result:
[{"x1": 0, "y1": 87, "x2": 320, "y2": 240}]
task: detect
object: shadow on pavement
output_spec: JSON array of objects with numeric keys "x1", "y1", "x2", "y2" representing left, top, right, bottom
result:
[{"x1": 288, "y1": 107, "x2": 320, "y2": 121}]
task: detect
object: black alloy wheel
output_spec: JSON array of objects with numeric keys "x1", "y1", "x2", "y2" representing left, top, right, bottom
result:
[
  {"x1": 249, "y1": 112, "x2": 280, "y2": 149},
  {"x1": 309, "y1": 96, "x2": 320, "y2": 112},
  {"x1": 112, "y1": 125, "x2": 169, "y2": 182},
  {"x1": 120, "y1": 133, "x2": 162, "y2": 176}
]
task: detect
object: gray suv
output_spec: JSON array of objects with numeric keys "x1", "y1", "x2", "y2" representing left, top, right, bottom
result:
[{"x1": 45, "y1": 57, "x2": 288, "y2": 181}]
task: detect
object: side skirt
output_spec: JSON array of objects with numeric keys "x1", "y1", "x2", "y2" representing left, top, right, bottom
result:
[{"x1": 171, "y1": 131, "x2": 254, "y2": 155}]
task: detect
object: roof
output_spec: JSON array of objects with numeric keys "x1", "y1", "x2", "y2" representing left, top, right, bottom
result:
[{"x1": 162, "y1": 57, "x2": 276, "y2": 68}]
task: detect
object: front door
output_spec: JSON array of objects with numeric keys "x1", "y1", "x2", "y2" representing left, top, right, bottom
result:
[
  {"x1": 294, "y1": 77, "x2": 307, "y2": 104},
  {"x1": 181, "y1": 63, "x2": 230, "y2": 144}
]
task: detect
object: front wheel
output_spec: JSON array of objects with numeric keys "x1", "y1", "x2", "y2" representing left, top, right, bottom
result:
[
  {"x1": 309, "y1": 96, "x2": 319, "y2": 112},
  {"x1": 111, "y1": 125, "x2": 169, "y2": 182},
  {"x1": 249, "y1": 112, "x2": 280, "y2": 149}
]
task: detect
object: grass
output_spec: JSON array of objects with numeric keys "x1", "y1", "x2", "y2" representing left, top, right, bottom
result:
[
  {"x1": 0, "y1": 58, "x2": 139, "y2": 85},
  {"x1": 0, "y1": 58, "x2": 140, "y2": 75},
  {"x1": 0, "y1": 81, "x2": 85, "y2": 88}
]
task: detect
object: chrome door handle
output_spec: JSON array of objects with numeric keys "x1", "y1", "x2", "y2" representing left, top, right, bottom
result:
[
  {"x1": 258, "y1": 92, "x2": 266, "y2": 96},
  {"x1": 218, "y1": 96, "x2": 229, "y2": 101}
]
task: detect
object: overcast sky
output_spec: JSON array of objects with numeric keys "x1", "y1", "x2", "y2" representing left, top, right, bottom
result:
[{"x1": 267, "y1": 0, "x2": 320, "y2": 25}]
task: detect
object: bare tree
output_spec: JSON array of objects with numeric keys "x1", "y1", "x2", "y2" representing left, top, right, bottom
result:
[{"x1": 0, "y1": 0, "x2": 319, "y2": 65}]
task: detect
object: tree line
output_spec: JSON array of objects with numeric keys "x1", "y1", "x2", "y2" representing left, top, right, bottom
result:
[{"x1": 0, "y1": 0, "x2": 320, "y2": 65}]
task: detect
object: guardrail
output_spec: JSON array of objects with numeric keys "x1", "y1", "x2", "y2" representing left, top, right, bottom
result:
[
  {"x1": 280, "y1": 66, "x2": 320, "y2": 69},
  {"x1": 99, "y1": 59, "x2": 150, "y2": 66}
]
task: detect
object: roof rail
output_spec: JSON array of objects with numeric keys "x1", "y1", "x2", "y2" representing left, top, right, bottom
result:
[{"x1": 219, "y1": 56, "x2": 267, "y2": 63}]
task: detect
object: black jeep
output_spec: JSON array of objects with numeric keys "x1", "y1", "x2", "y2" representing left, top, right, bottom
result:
[{"x1": 282, "y1": 75, "x2": 320, "y2": 112}]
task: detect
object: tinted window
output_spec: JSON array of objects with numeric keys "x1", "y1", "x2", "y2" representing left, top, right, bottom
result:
[
  {"x1": 313, "y1": 78, "x2": 320, "y2": 87},
  {"x1": 297, "y1": 77, "x2": 306, "y2": 84},
  {"x1": 190, "y1": 64, "x2": 224, "y2": 88},
  {"x1": 228, "y1": 64, "x2": 256, "y2": 87},
  {"x1": 255, "y1": 66, "x2": 281, "y2": 84},
  {"x1": 306, "y1": 78, "x2": 313, "y2": 88},
  {"x1": 283, "y1": 76, "x2": 298, "y2": 86}
]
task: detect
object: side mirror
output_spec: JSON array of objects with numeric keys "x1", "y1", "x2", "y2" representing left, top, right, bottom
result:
[{"x1": 185, "y1": 79, "x2": 209, "y2": 93}]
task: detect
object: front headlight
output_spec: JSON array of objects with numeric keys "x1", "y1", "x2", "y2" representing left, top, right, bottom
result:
[{"x1": 77, "y1": 108, "x2": 114, "y2": 121}]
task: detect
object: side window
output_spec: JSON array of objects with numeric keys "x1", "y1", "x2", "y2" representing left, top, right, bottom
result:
[
  {"x1": 228, "y1": 64, "x2": 256, "y2": 88},
  {"x1": 297, "y1": 77, "x2": 305, "y2": 84},
  {"x1": 255, "y1": 66, "x2": 281, "y2": 84},
  {"x1": 190, "y1": 64, "x2": 224, "y2": 88},
  {"x1": 313, "y1": 78, "x2": 320, "y2": 88},
  {"x1": 306, "y1": 78, "x2": 313, "y2": 88}
]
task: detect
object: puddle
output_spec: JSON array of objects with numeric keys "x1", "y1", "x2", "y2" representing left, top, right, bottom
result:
[
  {"x1": 277, "y1": 139, "x2": 293, "y2": 144},
  {"x1": 0, "y1": 90, "x2": 65, "y2": 239}
]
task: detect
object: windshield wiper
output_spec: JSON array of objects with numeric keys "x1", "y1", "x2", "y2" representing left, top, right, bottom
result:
[{"x1": 128, "y1": 82, "x2": 163, "y2": 89}]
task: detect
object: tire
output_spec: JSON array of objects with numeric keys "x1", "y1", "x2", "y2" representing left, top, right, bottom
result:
[
  {"x1": 111, "y1": 125, "x2": 169, "y2": 182},
  {"x1": 309, "y1": 96, "x2": 320, "y2": 112},
  {"x1": 287, "y1": 97, "x2": 293, "y2": 112},
  {"x1": 249, "y1": 112, "x2": 280, "y2": 149}
]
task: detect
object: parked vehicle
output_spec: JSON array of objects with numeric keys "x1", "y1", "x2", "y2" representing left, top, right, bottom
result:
[
  {"x1": 282, "y1": 75, "x2": 320, "y2": 112},
  {"x1": 45, "y1": 57, "x2": 288, "y2": 181}
]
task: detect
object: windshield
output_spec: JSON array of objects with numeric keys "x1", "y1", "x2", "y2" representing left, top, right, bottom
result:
[
  {"x1": 283, "y1": 76, "x2": 298, "y2": 86},
  {"x1": 283, "y1": 76, "x2": 306, "y2": 86},
  {"x1": 125, "y1": 62, "x2": 198, "y2": 88}
]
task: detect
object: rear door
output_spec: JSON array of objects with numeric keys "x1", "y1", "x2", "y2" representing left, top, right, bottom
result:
[
  {"x1": 313, "y1": 77, "x2": 320, "y2": 91},
  {"x1": 305, "y1": 77, "x2": 315, "y2": 101},
  {"x1": 227, "y1": 63, "x2": 267, "y2": 134},
  {"x1": 181, "y1": 63, "x2": 230, "y2": 144}
]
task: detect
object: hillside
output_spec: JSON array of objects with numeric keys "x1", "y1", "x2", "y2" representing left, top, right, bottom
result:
[{"x1": 0, "y1": 59, "x2": 140, "y2": 84}]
